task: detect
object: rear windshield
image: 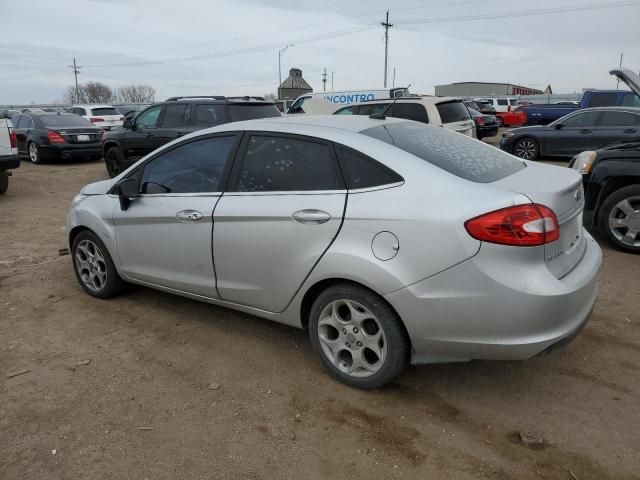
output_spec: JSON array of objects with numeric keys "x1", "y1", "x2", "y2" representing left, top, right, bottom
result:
[
  {"x1": 361, "y1": 122, "x2": 526, "y2": 183},
  {"x1": 228, "y1": 104, "x2": 281, "y2": 122},
  {"x1": 91, "y1": 107, "x2": 120, "y2": 116},
  {"x1": 436, "y1": 101, "x2": 471, "y2": 123},
  {"x1": 39, "y1": 115, "x2": 94, "y2": 127}
]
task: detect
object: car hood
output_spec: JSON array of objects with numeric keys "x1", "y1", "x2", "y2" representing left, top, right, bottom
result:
[
  {"x1": 610, "y1": 68, "x2": 640, "y2": 97},
  {"x1": 81, "y1": 179, "x2": 114, "y2": 195}
]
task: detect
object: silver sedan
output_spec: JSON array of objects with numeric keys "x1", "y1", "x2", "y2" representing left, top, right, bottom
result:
[{"x1": 67, "y1": 115, "x2": 602, "y2": 388}]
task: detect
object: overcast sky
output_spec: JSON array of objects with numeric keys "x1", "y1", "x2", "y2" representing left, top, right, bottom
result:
[{"x1": 1, "y1": 0, "x2": 639, "y2": 104}]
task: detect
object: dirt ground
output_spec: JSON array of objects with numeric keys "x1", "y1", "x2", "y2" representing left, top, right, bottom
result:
[{"x1": 1, "y1": 152, "x2": 639, "y2": 480}]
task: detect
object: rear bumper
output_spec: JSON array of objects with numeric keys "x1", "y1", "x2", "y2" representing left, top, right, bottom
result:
[
  {"x1": 385, "y1": 230, "x2": 602, "y2": 363},
  {"x1": 38, "y1": 144, "x2": 102, "y2": 161},
  {"x1": 477, "y1": 126, "x2": 499, "y2": 138},
  {"x1": 0, "y1": 154, "x2": 20, "y2": 171}
]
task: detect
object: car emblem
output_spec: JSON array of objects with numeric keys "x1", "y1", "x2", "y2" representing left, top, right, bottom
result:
[{"x1": 574, "y1": 190, "x2": 582, "y2": 201}]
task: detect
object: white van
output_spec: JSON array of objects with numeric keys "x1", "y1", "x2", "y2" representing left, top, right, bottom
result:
[{"x1": 288, "y1": 87, "x2": 409, "y2": 114}]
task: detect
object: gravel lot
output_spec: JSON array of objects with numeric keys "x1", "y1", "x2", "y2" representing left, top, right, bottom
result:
[{"x1": 1, "y1": 148, "x2": 639, "y2": 479}]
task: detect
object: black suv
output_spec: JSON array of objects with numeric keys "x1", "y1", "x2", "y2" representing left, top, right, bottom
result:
[{"x1": 102, "y1": 96, "x2": 281, "y2": 177}]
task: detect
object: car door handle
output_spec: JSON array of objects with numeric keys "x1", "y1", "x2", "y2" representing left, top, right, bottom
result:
[
  {"x1": 292, "y1": 209, "x2": 331, "y2": 224},
  {"x1": 580, "y1": 129, "x2": 592, "y2": 134},
  {"x1": 624, "y1": 129, "x2": 637, "y2": 134},
  {"x1": 176, "y1": 210, "x2": 203, "y2": 222}
]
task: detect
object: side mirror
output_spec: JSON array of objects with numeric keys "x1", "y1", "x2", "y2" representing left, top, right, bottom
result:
[
  {"x1": 554, "y1": 123, "x2": 564, "y2": 130},
  {"x1": 117, "y1": 177, "x2": 138, "y2": 210},
  {"x1": 123, "y1": 117, "x2": 132, "y2": 129}
]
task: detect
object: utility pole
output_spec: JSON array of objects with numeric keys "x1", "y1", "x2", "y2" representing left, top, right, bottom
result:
[
  {"x1": 617, "y1": 53, "x2": 623, "y2": 89},
  {"x1": 381, "y1": 10, "x2": 393, "y2": 88},
  {"x1": 331, "y1": 71, "x2": 334, "y2": 91},
  {"x1": 392, "y1": 67, "x2": 396, "y2": 88},
  {"x1": 278, "y1": 44, "x2": 293, "y2": 98},
  {"x1": 68, "y1": 57, "x2": 82, "y2": 102},
  {"x1": 322, "y1": 68, "x2": 327, "y2": 92}
]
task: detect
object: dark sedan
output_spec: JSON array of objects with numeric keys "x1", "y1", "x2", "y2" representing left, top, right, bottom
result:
[
  {"x1": 12, "y1": 112, "x2": 103, "y2": 164},
  {"x1": 570, "y1": 142, "x2": 640, "y2": 254},
  {"x1": 500, "y1": 107, "x2": 640, "y2": 160},
  {"x1": 467, "y1": 107, "x2": 498, "y2": 140}
]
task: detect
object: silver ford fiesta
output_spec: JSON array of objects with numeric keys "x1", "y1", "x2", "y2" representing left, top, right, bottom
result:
[{"x1": 67, "y1": 115, "x2": 601, "y2": 388}]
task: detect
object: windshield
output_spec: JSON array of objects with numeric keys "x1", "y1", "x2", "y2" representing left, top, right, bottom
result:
[
  {"x1": 361, "y1": 122, "x2": 525, "y2": 183},
  {"x1": 40, "y1": 115, "x2": 95, "y2": 127}
]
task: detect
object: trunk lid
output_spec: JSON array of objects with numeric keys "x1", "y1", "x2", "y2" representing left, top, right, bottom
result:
[
  {"x1": 610, "y1": 68, "x2": 640, "y2": 97},
  {"x1": 492, "y1": 161, "x2": 586, "y2": 279},
  {"x1": 55, "y1": 127, "x2": 103, "y2": 144}
]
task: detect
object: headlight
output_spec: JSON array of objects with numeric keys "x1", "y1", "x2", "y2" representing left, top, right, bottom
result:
[
  {"x1": 571, "y1": 151, "x2": 597, "y2": 174},
  {"x1": 503, "y1": 132, "x2": 515, "y2": 138},
  {"x1": 70, "y1": 193, "x2": 88, "y2": 208}
]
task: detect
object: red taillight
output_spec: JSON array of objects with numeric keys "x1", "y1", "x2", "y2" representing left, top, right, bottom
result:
[
  {"x1": 47, "y1": 131, "x2": 66, "y2": 144},
  {"x1": 9, "y1": 128, "x2": 17, "y2": 148},
  {"x1": 465, "y1": 204, "x2": 559, "y2": 247},
  {"x1": 474, "y1": 116, "x2": 485, "y2": 126},
  {"x1": 89, "y1": 117, "x2": 104, "y2": 123}
]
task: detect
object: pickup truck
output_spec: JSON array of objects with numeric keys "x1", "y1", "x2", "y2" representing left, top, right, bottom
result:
[
  {"x1": 0, "y1": 117, "x2": 19, "y2": 194},
  {"x1": 517, "y1": 89, "x2": 640, "y2": 126}
]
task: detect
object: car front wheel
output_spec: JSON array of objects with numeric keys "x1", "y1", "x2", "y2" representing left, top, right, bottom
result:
[
  {"x1": 72, "y1": 230, "x2": 125, "y2": 298},
  {"x1": 309, "y1": 283, "x2": 409, "y2": 389},
  {"x1": 513, "y1": 137, "x2": 539, "y2": 160},
  {"x1": 598, "y1": 184, "x2": 640, "y2": 254}
]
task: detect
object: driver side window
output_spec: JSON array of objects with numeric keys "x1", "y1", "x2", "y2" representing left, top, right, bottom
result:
[
  {"x1": 140, "y1": 136, "x2": 236, "y2": 194},
  {"x1": 135, "y1": 106, "x2": 162, "y2": 128}
]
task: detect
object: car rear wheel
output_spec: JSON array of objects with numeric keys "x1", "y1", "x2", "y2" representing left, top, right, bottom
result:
[
  {"x1": 598, "y1": 184, "x2": 640, "y2": 254},
  {"x1": 513, "y1": 137, "x2": 539, "y2": 160},
  {"x1": 105, "y1": 147, "x2": 124, "y2": 178},
  {"x1": 0, "y1": 172, "x2": 8, "y2": 194},
  {"x1": 495, "y1": 116, "x2": 504, "y2": 127},
  {"x1": 72, "y1": 230, "x2": 125, "y2": 298},
  {"x1": 28, "y1": 142, "x2": 42, "y2": 164},
  {"x1": 308, "y1": 283, "x2": 409, "y2": 389}
]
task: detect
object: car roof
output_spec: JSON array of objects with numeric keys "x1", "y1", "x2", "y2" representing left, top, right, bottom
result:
[
  {"x1": 163, "y1": 96, "x2": 274, "y2": 105},
  {"x1": 70, "y1": 104, "x2": 116, "y2": 109},
  {"x1": 580, "y1": 106, "x2": 640, "y2": 113},
  {"x1": 21, "y1": 111, "x2": 80, "y2": 117},
  {"x1": 351, "y1": 96, "x2": 462, "y2": 105}
]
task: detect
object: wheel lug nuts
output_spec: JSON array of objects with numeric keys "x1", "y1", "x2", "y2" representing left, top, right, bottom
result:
[
  {"x1": 357, "y1": 341, "x2": 363, "y2": 347},
  {"x1": 353, "y1": 327, "x2": 359, "y2": 333},
  {"x1": 342, "y1": 328, "x2": 347, "y2": 334},
  {"x1": 345, "y1": 342, "x2": 351, "y2": 348}
]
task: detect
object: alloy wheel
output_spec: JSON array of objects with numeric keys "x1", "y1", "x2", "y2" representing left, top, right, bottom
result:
[
  {"x1": 75, "y1": 239, "x2": 108, "y2": 292},
  {"x1": 106, "y1": 150, "x2": 121, "y2": 177},
  {"x1": 514, "y1": 139, "x2": 537, "y2": 159},
  {"x1": 608, "y1": 196, "x2": 640, "y2": 247},
  {"x1": 317, "y1": 299, "x2": 387, "y2": 378},
  {"x1": 29, "y1": 143, "x2": 39, "y2": 163}
]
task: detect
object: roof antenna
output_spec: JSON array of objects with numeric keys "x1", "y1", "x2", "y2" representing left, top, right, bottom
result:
[{"x1": 370, "y1": 84, "x2": 411, "y2": 120}]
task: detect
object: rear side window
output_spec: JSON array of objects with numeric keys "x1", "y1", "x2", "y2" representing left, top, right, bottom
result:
[
  {"x1": 235, "y1": 135, "x2": 343, "y2": 192},
  {"x1": 338, "y1": 148, "x2": 403, "y2": 189},
  {"x1": 228, "y1": 104, "x2": 281, "y2": 122},
  {"x1": 588, "y1": 93, "x2": 618, "y2": 108},
  {"x1": 599, "y1": 111, "x2": 640, "y2": 126},
  {"x1": 141, "y1": 136, "x2": 236, "y2": 193},
  {"x1": 361, "y1": 122, "x2": 525, "y2": 183},
  {"x1": 621, "y1": 93, "x2": 640, "y2": 107},
  {"x1": 358, "y1": 104, "x2": 390, "y2": 116},
  {"x1": 436, "y1": 101, "x2": 471, "y2": 123},
  {"x1": 193, "y1": 104, "x2": 226, "y2": 125},
  {"x1": 497, "y1": 99, "x2": 508, "y2": 106},
  {"x1": 91, "y1": 107, "x2": 120, "y2": 116},
  {"x1": 391, "y1": 103, "x2": 428, "y2": 123},
  {"x1": 161, "y1": 104, "x2": 188, "y2": 127},
  {"x1": 17, "y1": 116, "x2": 33, "y2": 129},
  {"x1": 40, "y1": 115, "x2": 94, "y2": 127},
  {"x1": 335, "y1": 106, "x2": 357, "y2": 115}
]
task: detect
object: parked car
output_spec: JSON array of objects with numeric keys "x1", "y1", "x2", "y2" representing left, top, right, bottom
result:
[
  {"x1": 67, "y1": 115, "x2": 601, "y2": 389},
  {"x1": 101, "y1": 96, "x2": 281, "y2": 178},
  {"x1": 500, "y1": 107, "x2": 640, "y2": 160},
  {"x1": 114, "y1": 104, "x2": 149, "y2": 120},
  {"x1": 334, "y1": 97, "x2": 475, "y2": 137},
  {"x1": 0, "y1": 116, "x2": 19, "y2": 194},
  {"x1": 468, "y1": 107, "x2": 498, "y2": 140},
  {"x1": 570, "y1": 142, "x2": 640, "y2": 253},
  {"x1": 473, "y1": 100, "x2": 497, "y2": 115},
  {"x1": 288, "y1": 87, "x2": 409, "y2": 113},
  {"x1": 474, "y1": 97, "x2": 518, "y2": 113},
  {"x1": 12, "y1": 112, "x2": 104, "y2": 164},
  {"x1": 514, "y1": 103, "x2": 579, "y2": 126},
  {"x1": 66, "y1": 104, "x2": 124, "y2": 130}
]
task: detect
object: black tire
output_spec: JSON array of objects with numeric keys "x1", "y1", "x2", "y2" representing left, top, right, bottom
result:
[
  {"x1": 0, "y1": 172, "x2": 8, "y2": 194},
  {"x1": 104, "y1": 146, "x2": 125, "y2": 178},
  {"x1": 71, "y1": 230, "x2": 125, "y2": 298},
  {"x1": 28, "y1": 141, "x2": 43, "y2": 164},
  {"x1": 513, "y1": 137, "x2": 540, "y2": 160},
  {"x1": 308, "y1": 282, "x2": 410, "y2": 389},
  {"x1": 495, "y1": 116, "x2": 504, "y2": 127},
  {"x1": 597, "y1": 184, "x2": 640, "y2": 254}
]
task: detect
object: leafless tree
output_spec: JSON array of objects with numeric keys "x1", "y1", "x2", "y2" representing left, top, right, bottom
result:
[
  {"x1": 262, "y1": 92, "x2": 277, "y2": 101},
  {"x1": 117, "y1": 84, "x2": 156, "y2": 103},
  {"x1": 64, "y1": 85, "x2": 87, "y2": 104},
  {"x1": 63, "y1": 82, "x2": 114, "y2": 104}
]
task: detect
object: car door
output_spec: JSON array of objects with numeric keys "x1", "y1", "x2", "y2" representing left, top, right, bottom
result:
[
  {"x1": 545, "y1": 110, "x2": 601, "y2": 156},
  {"x1": 14, "y1": 115, "x2": 33, "y2": 155},
  {"x1": 113, "y1": 134, "x2": 239, "y2": 297},
  {"x1": 213, "y1": 133, "x2": 347, "y2": 312},
  {"x1": 154, "y1": 103, "x2": 189, "y2": 145},
  {"x1": 591, "y1": 110, "x2": 640, "y2": 148},
  {"x1": 122, "y1": 105, "x2": 163, "y2": 159}
]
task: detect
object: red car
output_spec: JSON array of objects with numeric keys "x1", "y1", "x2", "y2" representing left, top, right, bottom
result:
[{"x1": 495, "y1": 110, "x2": 526, "y2": 127}]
